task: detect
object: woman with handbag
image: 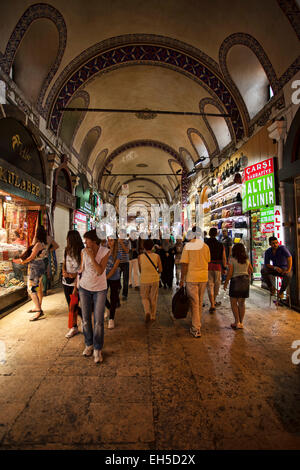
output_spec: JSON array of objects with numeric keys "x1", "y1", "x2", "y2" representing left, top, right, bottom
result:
[
  {"x1": 223, "y1": 243, "x2": 253, "y2": 330},
  {"x1": 13, "y1": 226, "x2": 48, "y2": 321},
  {"x1": 63, "y1": 230, "x2": 84, "y2": 338},
  {"x1": 138, "y1": 239, "x2": 162, "y2": 323}
]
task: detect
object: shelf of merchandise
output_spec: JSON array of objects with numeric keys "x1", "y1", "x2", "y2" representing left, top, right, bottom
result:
[
  {"x1": 210, "y1": 214, "x2": 247, "y2": 223},
  {"x1": 210, "y1": 201, "x2": 242, "y2": 214},
  {"x1": 208, "y1": 183, "x2": 242, "y2": 202}
]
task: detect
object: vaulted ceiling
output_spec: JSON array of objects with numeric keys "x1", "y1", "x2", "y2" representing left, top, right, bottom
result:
[{"x1": 0, "y1": 0, "x2": 299, "y2": 210}]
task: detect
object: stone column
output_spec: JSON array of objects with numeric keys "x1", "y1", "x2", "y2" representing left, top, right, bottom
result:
[{"x1": 267, "y1": 119, "x2": 287, "y2": 213}]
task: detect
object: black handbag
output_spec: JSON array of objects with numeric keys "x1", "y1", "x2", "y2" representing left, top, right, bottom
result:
[{"x1": 172, "y1": 287, "x2": 190, "y2": 319}]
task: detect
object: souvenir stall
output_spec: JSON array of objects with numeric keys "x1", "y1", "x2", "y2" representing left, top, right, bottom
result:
[
  {"x1": 0, "y1": 117, "x2": 47, "y2": 315},
  {"x1": 205, "y1": 157, "x2": 250, "y2": 252},
  {"x1": 242, "y1": 157, "x2": 278, "y2": 286}
]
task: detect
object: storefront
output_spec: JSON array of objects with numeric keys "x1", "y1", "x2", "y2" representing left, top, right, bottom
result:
[
  {"x1": 280, "y1": 107, "x2": 300, "y2": 310},
  {"x1": 0, "y1": 117, "x2": 47, "y2": 315},
  {"x1": 52, "y1": 156, "x2": 76, "y2": 285},
  {"x1": 242, "y1": 157, "x2": 278, "y2": 286},
  {"x1": 205, "y1": 160, "x2": 250, "y2": 252},
  {"x1": 74, "y1": 174, "x2": 93, "y2": 239}
]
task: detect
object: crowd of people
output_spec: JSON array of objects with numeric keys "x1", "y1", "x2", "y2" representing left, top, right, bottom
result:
[{"x1": 13, "y1": 224, "x2": 293, "y2": 363}]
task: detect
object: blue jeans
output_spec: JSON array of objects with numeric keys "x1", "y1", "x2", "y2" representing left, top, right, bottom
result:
[{"x1": 79, "y1": 287, "x2": 107, "y2": 350}]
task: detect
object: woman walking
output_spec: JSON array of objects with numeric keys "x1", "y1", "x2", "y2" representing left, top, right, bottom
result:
[
  {"x1": 138, "y1": 239, "x2": 162, "y2": 323},
  {"x1": 224, "y1": 243, "x2": 253, "y2": 330},
  {"x1": 13, "y1": 226, "x2": 48, "y2": 321},
  {"x1": 63, "y1": 230, "x2": 84, "y2": 338},
  {"x1": 75, "y1": 230, "x2": 110, "y2": 364},
  {"x1": 174, "y1": 238, "x2": 183, "y2": 286},
  {"x1": 106, "y1": 237, "x2": 122, "y2": 329}
]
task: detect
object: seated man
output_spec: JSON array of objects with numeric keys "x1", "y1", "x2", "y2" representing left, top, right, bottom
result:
[{"x1": 261, "y1": 236, "x2": 292, "y2": 299}]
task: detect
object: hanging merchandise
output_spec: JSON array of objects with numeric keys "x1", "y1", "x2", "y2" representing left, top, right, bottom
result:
[{"x1": 204, "y1": 168, "x2": 250, "y2": 253}]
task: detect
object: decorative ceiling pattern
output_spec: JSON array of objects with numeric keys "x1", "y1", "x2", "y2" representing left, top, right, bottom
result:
[
  {"x1": 0, "y1": 0, "x2": 299, "y2": 211},
  {"x1": 48, "y1": 42, "x2": 245, "y2": 141}
]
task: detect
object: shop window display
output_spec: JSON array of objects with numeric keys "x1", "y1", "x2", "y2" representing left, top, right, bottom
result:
[
  {"x1": 0, "y1": 198, "x2": 28, "y2": 301},
  {"x1": 250, "y1": 210, "x2": 270, "y2": 284},
  {"x1": 0, "y1": 192, "x2": 39, "y2": 310}
]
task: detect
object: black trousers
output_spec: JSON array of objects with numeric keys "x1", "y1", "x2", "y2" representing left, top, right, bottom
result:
[
  {"x1": 106, "y1": 279, "x2": 120, "y2": 320},
  {"x1": 119, "y1": 262, "x2": 129, "y2": 298},
  {"x1": 161, "y1": 253, "x2": 174, "y2": 288},
  {"x1": 261, "y1": 266, "x2": 292, "y2": 294}
]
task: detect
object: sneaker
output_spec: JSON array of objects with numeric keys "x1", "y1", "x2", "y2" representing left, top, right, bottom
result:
[
  {"x1": 65, "y1": 327, "x2": 79, "y2": 339},
  {"x1": 104, "y1": 308, "x2": 109, "y2": 320},
  {"x1": 93, "y1": 349, "x2": 103, "y2": 364},
  {"x1": 190, "y1": 326, "x2": 201, "y2": 338},
  {"x1": 108, "y1": 319, "x2": 115, "y2": 329},
  {"x1": 82, "y1": 345, "x2": 93, "y2": 356}
]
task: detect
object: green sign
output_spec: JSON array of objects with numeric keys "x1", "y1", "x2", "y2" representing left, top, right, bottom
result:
[
  {"x1": 77, "y1": 198, "x2": 92, "y2": 215},
  {"x1": 260, "y1": 207, "x2": 274, "y2": 223},
  {"x1": 242, "y1": 158, "x2": 276, "y2": 212}
]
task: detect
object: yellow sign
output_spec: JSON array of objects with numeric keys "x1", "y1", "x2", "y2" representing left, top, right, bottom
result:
[
  {"x1": 12, "y1": 134, "x2": 31, "y2": 161},
  {"x1": 0, "y1": 165, "x2": 40, "y2": 197}
]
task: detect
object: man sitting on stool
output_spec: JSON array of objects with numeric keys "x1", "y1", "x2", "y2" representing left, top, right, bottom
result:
[{"x1": 261, "y1": 236, "x2": 292, "y2": 299}]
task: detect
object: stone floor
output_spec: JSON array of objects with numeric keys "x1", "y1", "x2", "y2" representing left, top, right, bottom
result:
[{"x1": 0, "y1": 285, "x2": 299, "y2": 450}]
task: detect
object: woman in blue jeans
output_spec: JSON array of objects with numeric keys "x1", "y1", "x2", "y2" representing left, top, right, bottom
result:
[{"x1": 74, "y1": 230, "x2": 110, "y2": 364}]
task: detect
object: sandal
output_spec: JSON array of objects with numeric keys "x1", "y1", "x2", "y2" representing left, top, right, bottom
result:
[{"x1": 29, "y1": 311, "x2": 44, "y2": 321}]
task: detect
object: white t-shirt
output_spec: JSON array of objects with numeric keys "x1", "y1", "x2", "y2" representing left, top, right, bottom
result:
[
  {"x1": 62, "y1": 254, "x2": 81, "y2": 287},
  {"x1": 79, "y1": 245, "x2": 110, "y2": 292}
]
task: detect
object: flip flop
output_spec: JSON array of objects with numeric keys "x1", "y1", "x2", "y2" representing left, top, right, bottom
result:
[{"x1": 29, "y1": 311, "x2": 44, "y2": 321}]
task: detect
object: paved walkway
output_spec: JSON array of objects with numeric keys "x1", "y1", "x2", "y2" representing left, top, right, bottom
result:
[{"x1": 0, "y1": 285, "x2": 299, "y2": 450}]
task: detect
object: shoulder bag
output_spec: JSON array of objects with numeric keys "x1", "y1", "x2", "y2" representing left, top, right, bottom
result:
[{"x1": 143, "y1": 252, "x2": 159, "y2": 272}]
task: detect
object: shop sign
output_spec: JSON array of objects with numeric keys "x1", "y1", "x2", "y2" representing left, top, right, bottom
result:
[
  {"x1": 242, "y1": 158, "x2": 276, "y2": 212},
  {"x1": 274, "y1": 205, "x2": 284, "y2": 245},
  {"x1": 56, "y1": 186, "x2": 76, "y2": 209},
  {"x1": 77, "y1": 198, "x2": 92, "y2": 215},
  {"x1": 0, "y1": 157, "x2": 45, "y2": 203},
  {"x1": 260, "y1": 207, "x2": 274, "y2": 223},
  {"x1": 0, "y1": 118, "x2": 44, "y2": 182},
  {"x1": 261, "y1": 222, "x2": 274, "y2": 233},
  {"x1": 74, "y1": 211, "x2": 87, "y2": 223}
]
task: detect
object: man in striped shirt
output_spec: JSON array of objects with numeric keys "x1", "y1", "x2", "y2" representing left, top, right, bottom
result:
[{"x1": 118, "y1": 229, "x2": 130, "y2": 300}]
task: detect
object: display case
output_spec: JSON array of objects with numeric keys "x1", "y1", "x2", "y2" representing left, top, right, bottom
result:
[
  {"x1": 204, "y1": 183, "x2": 250, "y2": 253},
  {"x1": 0, "y1": 196, "x2": 30, "y2": 314}
]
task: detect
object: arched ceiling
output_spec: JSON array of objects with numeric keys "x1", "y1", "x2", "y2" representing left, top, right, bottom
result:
[{"x1": 0, "y1": 0, "x2": 299, "y2": 211}]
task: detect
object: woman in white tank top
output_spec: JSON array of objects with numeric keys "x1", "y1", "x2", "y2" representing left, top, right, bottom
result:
[
  {"x1": 224, "y1": 243, "x2": 253, "y2": 330},
  {"x1": 74, "y1": 230, "x2": 110, "y2": 364}
]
